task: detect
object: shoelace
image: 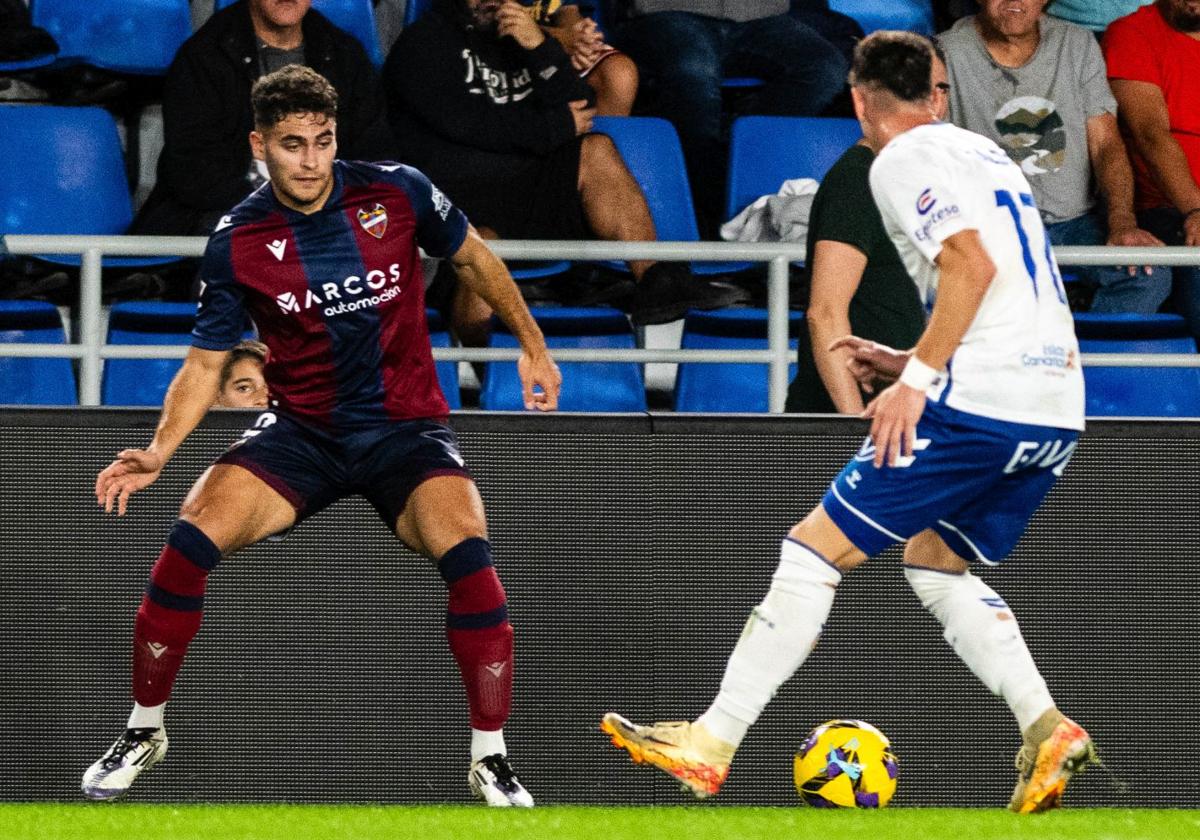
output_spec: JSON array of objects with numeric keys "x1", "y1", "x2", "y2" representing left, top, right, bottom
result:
[
  {"x1": 100, "y1": 729, "x2": 156, "y2": 770},
  {"x1": 480, "y1": 755, "x2": 520, "y2": 792}
]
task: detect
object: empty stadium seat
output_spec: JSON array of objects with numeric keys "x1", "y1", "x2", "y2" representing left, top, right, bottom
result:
[
  {"x1": 0, "y1": 105, "x2": 178, "y2": 269},
  {"x1": 480, "y1": 306, "x2": 645, "y2": 411},
  {"x1": 0, "y1": 301, "x2": 76, "y2": 405},
  {"x1": 674, "y1": 307, "x2": 806, "y2": 412},
  {"x1": 426, "y1": 308, "x2": 461, "y2": 410},
  {"x1": 1074, "y1": 313, "x2": 1200, "y2": 417},
  {"x1": 102, "y1": 302, "x2": 197, "y2": 406},
  {"x1": 827, "y1": 0, "x2": 934, "y2": 36},
  {"x1": 591, "y1": 116, "x2": 744, "y2": 275},
  {"x1": 31, "y1": 0, "x2": 191, "y2": 75},
  {"x1": 725, "y1": 116, "x2": 862, "y2": 224},
  {"x1": 217, "y1": 0, "x2": 383, "y2": 65}
]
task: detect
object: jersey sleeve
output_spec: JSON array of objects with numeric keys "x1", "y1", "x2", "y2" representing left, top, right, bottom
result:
[
  {"x1": 399, "y1": 165, "x2": 469, "y2": 259},
  {"x1": 191, "y1": 225, "x2": 247, "y2": 351},
  {"x1": 869, "y1": 141, "x2": 976, "y2": 264},
  {"x1": 1102, "y1": 15, "x2": 1160, "y2": 86}
]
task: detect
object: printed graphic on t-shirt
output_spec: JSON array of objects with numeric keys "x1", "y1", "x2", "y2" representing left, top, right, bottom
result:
[
  {"x1": 994, "y1": 96, "x2": 1066, "y2": 176},
  {"x1": 462, "y1": 50, "x2": 534, "y2": 104}
]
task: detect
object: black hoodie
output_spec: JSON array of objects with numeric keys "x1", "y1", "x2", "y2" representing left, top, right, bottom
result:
[{"x1": 383, "y1": 0, "x2": 592, "y2": 188}]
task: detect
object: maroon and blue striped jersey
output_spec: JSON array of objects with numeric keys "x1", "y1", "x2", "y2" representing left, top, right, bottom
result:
[{"x1": 192, "y1": 159, "x2": 468, "y2": 430}]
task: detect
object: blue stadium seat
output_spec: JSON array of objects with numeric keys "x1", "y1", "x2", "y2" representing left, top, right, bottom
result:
[
  {"x1": 1074, "y1": 313, "x2": 1200, "y2": 417},
  {"x1": 217, "y1": 0, "x2": 383, "y2": 65},
  {"x1": 591, "y1": 116, "x2": 744, "y2": 275},
  {"x1": 426, "y1": 308, "x2": 461, "y2": 410},
  {"x1": 0, "y1": 105, "x2": 178, "y2": 269},
  {"x1": 31, "y1": 0, "x2": 191, "y2": 75},
  {"x1": 674, "y1": 307, "x2": 806, "y2": 412},
  {"x1": 102, "y1": 302, "x2": 198, "y2": 407},
  {"x1": 827, "y1": 0, "x2": 934, "y2": 36},
  {"x1": 0, "y1": 301, "x2": 76, "y2": 405},
  {"x1": 480, "y1": 306, "x2": 645, "y2": 411},
  {"x1": 725, "y1": 116, "x2": 862, "y2": 224}
]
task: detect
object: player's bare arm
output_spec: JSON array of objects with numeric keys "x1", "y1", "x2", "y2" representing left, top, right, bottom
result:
[
  {"x1": 95, "y1": 346, "x2": 230, "y2": 515},
  {"x1": 449, "y1": 226, "x2": 562, "y2": 410},
  {"x1": 864, "y1": 229, "x2": 995, "y2": 468}
]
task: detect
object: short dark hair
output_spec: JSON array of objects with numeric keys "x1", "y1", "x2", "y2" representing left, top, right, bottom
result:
[
  {"x1": 251, "y1": 64, "x2": 338, "y2": 129},
  {"x1": 849, "y1": 31, "x2": 936, "y2": 103}
]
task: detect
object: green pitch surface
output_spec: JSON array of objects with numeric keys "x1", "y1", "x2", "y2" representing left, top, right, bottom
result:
[{"x1": 2, "y1": 805, "x2": 1195, "y2": 840}]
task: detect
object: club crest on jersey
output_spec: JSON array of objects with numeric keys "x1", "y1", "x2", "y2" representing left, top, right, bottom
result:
[
  {"x1": 916, "y1": 188, "x2": 937, "y2": 215},
  {"x1": 357, "y1": 203, "x2": 388, "y2": 239}
]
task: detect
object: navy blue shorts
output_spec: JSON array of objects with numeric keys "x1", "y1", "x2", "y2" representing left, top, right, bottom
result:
[
  {"x1": 822, "y1": 402, "x2": 1079, "y2": 565},
  {"x1": 217, "y1": 412, "x2": 472, "y2": 528}
]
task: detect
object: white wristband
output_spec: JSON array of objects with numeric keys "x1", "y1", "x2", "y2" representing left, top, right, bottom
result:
[{"x1": 899, "y1": 355, "x2": 939, "y2": 391}]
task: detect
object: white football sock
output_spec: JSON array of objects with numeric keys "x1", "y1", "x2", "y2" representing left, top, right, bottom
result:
[
  {"x1": 696, "y1": 539, "x2": 841, "y2": 750},
  {"x1": 127, "y1": 701, "x2": 165, "y2": 730},
  {"x1": 471, "y1": 728, "x2": 506, "y2": 763},
  {"x1": 905, "y1": 565, "x2": 1055, "y2": 732}
]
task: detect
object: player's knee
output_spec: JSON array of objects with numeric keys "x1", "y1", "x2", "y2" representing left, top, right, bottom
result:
[{"x1": 439, "y1": 537, "x2": 509, "y2": 619}]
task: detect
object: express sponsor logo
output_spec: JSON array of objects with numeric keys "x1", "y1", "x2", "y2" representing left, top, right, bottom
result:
[
  {"x1": 916, "y1": 188, "x2": 937, "y2": 215},
  {"x1": 273, "y1": 262, "x2": 404, "y2": 316},
  {"x1": 912, "y1": 203, "x2": 961, "y2": 243}
]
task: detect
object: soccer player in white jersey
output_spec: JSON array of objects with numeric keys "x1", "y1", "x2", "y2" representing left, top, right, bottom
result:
[{"x1": 601, "y1": 31, "x2": 1097, "y2": 813}]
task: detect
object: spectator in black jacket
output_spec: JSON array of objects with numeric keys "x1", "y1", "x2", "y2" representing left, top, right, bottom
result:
[
  {"x1": 132, "y1": 0, "x2": 393, "y2": 237},
  {"x1": 384, "y1": 0, "x2": 741, "y2": 335}
]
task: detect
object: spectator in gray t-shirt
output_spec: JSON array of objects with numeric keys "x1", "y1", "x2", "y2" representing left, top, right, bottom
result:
[
  {"x1": 940, "y1": 0, "x2": 1167, "y2": 313},
  {"x1": 613, "y1": 1, "x2": 848, "y2": 237}
]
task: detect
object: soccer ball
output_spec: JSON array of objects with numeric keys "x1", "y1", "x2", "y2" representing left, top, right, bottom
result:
[{"x1": 793, "y1": 719, "x2": 898, "y2": 808}]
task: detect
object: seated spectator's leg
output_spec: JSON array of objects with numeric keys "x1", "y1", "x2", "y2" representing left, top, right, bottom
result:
[
  {"x1": 587, "y1": 53, "x2": 639, "y2": 117},
  {"x1": 1045, "y1": 211, "x2": 1170, "y2": 314},
  {"x1": 615, "y1": 12, "x2": 725, "y2": 233},
  {"x1": 726, "y1": 14, "x2": 849, "y2": 118},
  {"x1": 578, "y1": 133, "x2": 656, "y2": 279},
  {"x1": 1138, "y1": 206, "x2": 1200, "y2": 338}
]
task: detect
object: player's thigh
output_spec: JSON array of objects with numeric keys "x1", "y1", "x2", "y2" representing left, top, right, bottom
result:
[
  {"x1": 820, "y1": 403, "x2": 1010, "y2": 559},
  {"x1": 395, "y1": 475, "x2": 488, "y2": 559},
  {"x1": 788, "y1": 505, "x2": 870, "y2": 573},
  {"x1": 903, "y1": 529, "x2": 969, "y2": 574},
  {"x1": 179, "y1": 463, "x2": 298, "y2": 553},
  {"x1": 930, "y1": 438, "x2": 1075, "y2": 566}
]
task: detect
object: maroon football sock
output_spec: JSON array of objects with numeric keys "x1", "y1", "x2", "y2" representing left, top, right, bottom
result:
[
  {"x1": 131, "y1": 520, "x2": 221, "y2": 707},
  {"x1": 439, "y1": 538, "x2": 513, "y2": 731}
]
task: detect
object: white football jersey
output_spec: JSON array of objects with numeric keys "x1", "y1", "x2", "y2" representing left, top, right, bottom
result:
[{"x1": 869, "y1": 122, "x2": 1085, "y2": 431}]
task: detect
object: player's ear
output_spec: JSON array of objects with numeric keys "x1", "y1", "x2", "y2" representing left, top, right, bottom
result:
[
  {"x1": 249, "y1": 130, "x2": 266, "y2": 162},
  {"x1": 850, "y1": 86, "x2": 866, "y2": 123}
]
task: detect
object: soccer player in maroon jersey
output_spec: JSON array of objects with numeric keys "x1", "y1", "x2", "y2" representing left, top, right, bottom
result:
[{"x1": 82, "y1": 65, "x2": 560, "y2": 806}]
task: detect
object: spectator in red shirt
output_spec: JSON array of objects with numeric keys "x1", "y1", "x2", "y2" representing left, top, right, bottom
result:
[{"x1": 1104, "y1": 0, "x2": 1200, "y2": 335}]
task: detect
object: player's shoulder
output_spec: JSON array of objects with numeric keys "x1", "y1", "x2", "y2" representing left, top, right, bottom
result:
[
  {"x1": 208, "y1": 184, "x2": 277, "y2": 242},
  {"x1": 875, "y1": 123, "x2": 1006, "y2": 179},
  {"x1": 338, "y1": 158, "x2": 432, "y2": 194}
]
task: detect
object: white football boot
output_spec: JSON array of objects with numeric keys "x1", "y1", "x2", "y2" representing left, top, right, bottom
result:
[
  {"x1": 468, "y1": 754, "x2": 534, "y2": 807},
  {"x1": 81, "y1": 727, "x2": 168, "y2": 801}
]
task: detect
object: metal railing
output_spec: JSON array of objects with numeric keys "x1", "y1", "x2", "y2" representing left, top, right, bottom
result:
[{"x1": 2, "y1": 234, "x2": 1199, "y2": 411}]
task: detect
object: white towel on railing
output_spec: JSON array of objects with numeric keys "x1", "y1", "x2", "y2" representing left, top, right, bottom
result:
[{"x1": 720, "y1": 177, "x2": 820, "y2": 246}]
